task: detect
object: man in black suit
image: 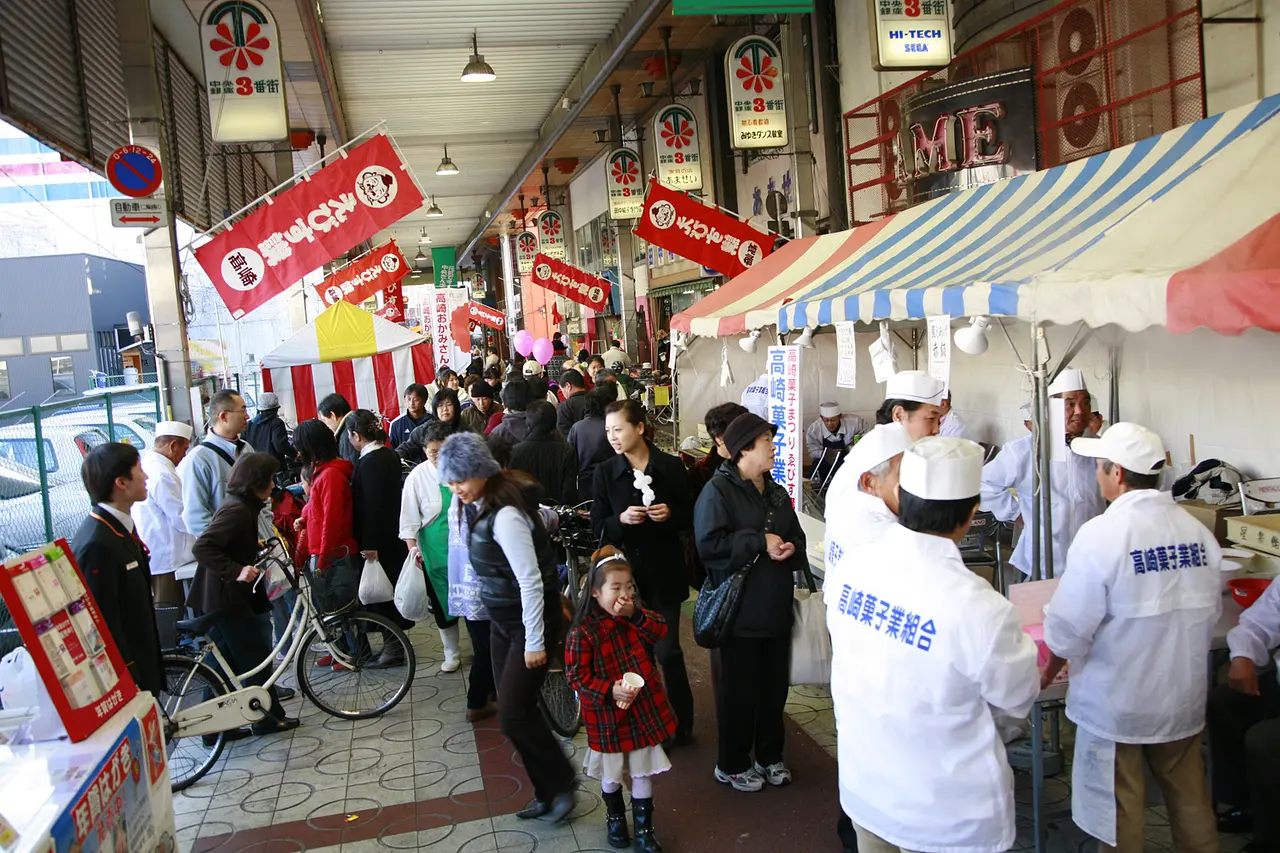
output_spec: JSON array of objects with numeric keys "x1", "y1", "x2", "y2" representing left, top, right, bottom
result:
[{"x1": 71, "y1": 442, "x2": 164, "y2": 696}]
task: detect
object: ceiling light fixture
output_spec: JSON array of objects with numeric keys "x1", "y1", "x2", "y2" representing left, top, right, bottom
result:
[
  {"x1": 414, "y1": 248, "x2": 428, "y2": 264},
  {"x1": 639, "y1": 81, "x2": 656, "y2": 99},
  {"x1": 794, "y1": 325, "x2": 815, "y2": 348},
  {"x1": 426, "y1": 196, "x2": 444, "y2": 217},
  {"x1": 955, "y1": 316, "x2": 991, "y2": 355},
  {"x1": 435, "y1": 144, "x2": 459, "y2": 176},
  {"x1": 418, "y1": 227, "x2": 431, "y2": 245},
  {"x1": 593, "y1": 129, "x2": 610, "y2": 145},
  {"x1": 460, "y1": 31, "x2": 496, "y2": 83},
  {"x1": 739, "y1": 330, "x2": 761, "y2": 354}
]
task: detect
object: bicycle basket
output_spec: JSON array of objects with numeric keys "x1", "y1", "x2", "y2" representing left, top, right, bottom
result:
[{"x1": 307, "y1": 554, "x2": 361, "y2": 615}]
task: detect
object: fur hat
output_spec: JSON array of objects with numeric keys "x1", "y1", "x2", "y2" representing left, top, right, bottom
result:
[{"x1": 438, "y1": 432, "x2": 500, "y2": 483}]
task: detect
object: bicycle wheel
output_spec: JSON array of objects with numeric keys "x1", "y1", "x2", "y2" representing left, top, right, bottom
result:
[
  {"x1": 539, "y1": 668, "x2": 582, "y2": 738},
  {"x1": 158, "y1": 654, "x2": 228, "y2": 792},
  {"x1": 296, "y1": 610, "x2": 416, "y2": 720}
]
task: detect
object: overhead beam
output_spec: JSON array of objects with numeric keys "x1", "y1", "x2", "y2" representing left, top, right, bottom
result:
[
  {"x1": 458, "y1": 0, "x2": 671, "y2": 257},
  {"x1": 295, "y1": 0, "x2": 349, "y2": 144}
]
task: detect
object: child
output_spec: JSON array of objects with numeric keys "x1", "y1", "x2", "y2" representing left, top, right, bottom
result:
[
  {"x1": 565, "y1": 546, "x2": 676, "y2": 852},
  {"x1": 292, "y1": 464, "x2": 315, "y2": 570}
]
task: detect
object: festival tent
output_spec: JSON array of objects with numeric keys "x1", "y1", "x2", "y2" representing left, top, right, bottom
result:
[{"x1": 260, "y1": 300, "x2": 433, "y2": 425}]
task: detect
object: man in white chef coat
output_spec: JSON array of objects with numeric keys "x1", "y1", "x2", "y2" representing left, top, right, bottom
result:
[
  {"x1": 829, "y1": 436, "x2": 1040, "y2": 853},
  {"x1": 875, "y1": 370, "x2": 945, "y2": 441},
  {"x1": 1040, "y1": 423, "x2": 1221, "y2": 852},
  {"x1": 979, "y1": 367, "x2": 1105, "y2": 579},
  {"x1": 938, "y1": 392, "x2": 968, "y2": 439},
  {"x1": 131, "y1": 421, "x2": 196, "y2": 607},
  {"x1": 806, "y1": 401, "x2": 869, "y2": 481}
]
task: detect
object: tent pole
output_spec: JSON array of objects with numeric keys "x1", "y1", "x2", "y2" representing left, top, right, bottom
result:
[
  {"x1": 1035, "y1": 322, "x2": 1056, "y2": 580},
  {"x1": 1030, "y1": 324, "x2": 1043, "y2": 583}
]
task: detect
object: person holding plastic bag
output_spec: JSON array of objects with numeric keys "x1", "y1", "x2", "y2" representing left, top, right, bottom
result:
[{"x1": 348, "y1": 410, "x2": 413, "y2": 668}]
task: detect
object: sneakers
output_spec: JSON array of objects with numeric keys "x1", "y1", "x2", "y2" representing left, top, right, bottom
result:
[
  {"x1": 753, "y1": 761, "x2": 793, "y2": 787},
  {"x1": 440, "y1": 655, "x2": 461, "y2": 673},
  {"x1": 714, "y1": 766, "x2": 765, "y2": 792}
]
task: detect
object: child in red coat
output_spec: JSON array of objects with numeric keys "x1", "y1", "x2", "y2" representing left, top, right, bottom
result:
[{"x1": 565, "y1": 546, "x2": 676, "y2": 852}]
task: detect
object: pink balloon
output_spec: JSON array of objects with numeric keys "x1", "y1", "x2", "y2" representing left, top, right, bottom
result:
[
  {"x1": 513, "y1": 329, "x2": 534, "y2": 357},
  {"x1": 532, "y1": 337, "x2": 554, "y2": 365}
]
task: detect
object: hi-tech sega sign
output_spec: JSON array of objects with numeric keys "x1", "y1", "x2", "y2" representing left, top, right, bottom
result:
[{"x1": 868, "y1": 0, "x2": 952, "y2": 69}]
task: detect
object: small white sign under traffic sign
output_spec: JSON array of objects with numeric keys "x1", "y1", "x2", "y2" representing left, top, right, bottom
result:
[{"x1": 109, "y1": 197, "x2": 167, "y2": 228}]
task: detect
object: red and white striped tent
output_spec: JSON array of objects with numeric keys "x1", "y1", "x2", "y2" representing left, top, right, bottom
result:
[{"x1": 260, "y1": 301, "x2": 434, "y2": 425}]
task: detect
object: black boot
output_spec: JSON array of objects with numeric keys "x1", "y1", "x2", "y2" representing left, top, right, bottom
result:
[
  {"x1": 602, "y1": 789, "x2": 630, "y2": 849},
  {"x1": 632, "y1": 797, "x2": 662, "y2": 852}
]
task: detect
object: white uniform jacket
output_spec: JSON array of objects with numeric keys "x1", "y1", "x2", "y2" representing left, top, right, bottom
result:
[
  {"x1": 1227, "y1": 577, "x2": 1280, "y2": 687},
  {"x1": 1044, "y1": 489, "x2": 1223, "y2": 744},
  {"x1": 979, "y1": 435, "x2": 1104, "y2": 577},
  {"x1": 805, "y1": 414, "x2": 869, "y2": 462},
  {"x1": 132, "y1": 450, "x2": 195, "y2": 576},
  {"x1": 939, "y1": 411, "x2": 968, "y2": 439},
  {"x1": 399, "y1": 458, "x2": 444, "y2": 542},
  {"x1": 824, "y1": 489, "x2": 897, "y2": 588},
  {"x1": 827, "y1": 523, "x2": 1040, "y2": 853}
]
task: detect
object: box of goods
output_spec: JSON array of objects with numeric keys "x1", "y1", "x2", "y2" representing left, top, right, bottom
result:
[
  {"x1": 1180, "y1": 499, "x2": 1241, "y2": 545},
  {"x1": 1226, "y1": 514, "x2": 1280, "y2": 557}
]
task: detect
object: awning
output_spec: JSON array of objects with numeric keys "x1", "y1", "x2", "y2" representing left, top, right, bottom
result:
[
  {"x1": 673, "y1": 94, "x2": 1280, "y2": 338},
  {"x1": 262, "y1": 300, "x2": 425, "y2": 367}
]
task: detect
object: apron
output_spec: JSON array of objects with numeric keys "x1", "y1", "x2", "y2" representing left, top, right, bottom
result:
[
  {"x1": 1071, "y1": 725, "x2": 1118, "y2": 846},
  {"x1": 415, "y1": 484, "x2": 453, "y2": 618},
  {"x1": 815, "y1": 432, "x2": 849, "y2": 481}
]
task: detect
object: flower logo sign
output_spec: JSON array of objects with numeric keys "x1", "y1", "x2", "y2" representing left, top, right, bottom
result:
[
  {"x1": 725, "y1": 35, "x2": 788, "y2": 150},
  {"x1": 206, "y1": 1, "x2": 272, "y2": 70},
  {"x1": 606, "y1": 148, "x2": 644, "y2": 220},
  {"x1": 516, "y1": 231, "x2": 539, "y2": 273},
  {"x1": 200, "y1": 0, "x2": 287, "y2": 143},
  {"x1": 538, "y1": 211, "x2": 566, "y2": 260},
  {"x1": 654, "y1": 105, "x2": 703, "y2": 190},
  {"x1": 734, "y1": 42, "x2": 780, "y2": 93}
]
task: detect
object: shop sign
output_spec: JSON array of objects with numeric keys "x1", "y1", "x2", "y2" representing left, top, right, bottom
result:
[
  {"x1": 516, "y1": 230, "x2": 539, "y2": 273},
  {"x1": 654, "y1": 105, "x2": 703, "y2": 190},
  {"x1": 195, "y1": 133, "x2": 424, "y2": 319},
  {"x1": 606, "y1": 148, "x2": 644, "y2": 220},
  {"x1": 200, "y1": 0, "x2": 288, "y2": 142},
  {"x1": 538, "y1": 211, "x2": 566, "y2": 259},
  {"x1": 431, "y1": 246, "x2": 458, "y2": 289},
  {"x1": 530, "y1": 253, "x2": 610, "y2": 313},
  {"x1": 726, "y1": 36, "x2": 788, "y2": 149},
  {"x1": 926, "y1": 314, "x2": 951, "y2": 392},
  {"x1": 635, "y1": 177, "x2": 774, "y2": 278},
  {"x1": 449, "y1": 301, "x2": 506, "y2": 351},
  {"x1": 867, "y1": 0, "x2": 952, "y2": 70},
  {"x1": 894, "y1": 67, "x2": 1038, "y2": 202},
  {"x1": 676, "y1": 0, "x2": 813, "y2": 12},
  {"x1": 766, "y1": 345, "x2": 804, "y2": 508},
  {"x1": 431, "y1": 286, "x2": 470, "y2": 371},
  {"x1": 601, "y1": 225, "x2": 618, "y2": 268},
  {"x1": 314, "y1": 241, "x2": 408, "y2": 309}
]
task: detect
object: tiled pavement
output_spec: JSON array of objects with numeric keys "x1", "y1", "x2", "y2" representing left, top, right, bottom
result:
[{"x1": 173, "y1": 618, "x2": 1256, "y2": 853}]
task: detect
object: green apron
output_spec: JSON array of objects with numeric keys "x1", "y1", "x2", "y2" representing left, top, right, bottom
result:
[{"x1": 415, "y1": 484, "x2": 453, "y2": 618}]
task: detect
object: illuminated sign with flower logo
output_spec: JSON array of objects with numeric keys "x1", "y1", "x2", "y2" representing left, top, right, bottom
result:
[
  {"x1": 537, "y1": 210, "x2": 566, "y2": 260},
  {"x1": 725, "y1": 35, "x2": 789, "y2": 149},
  {"x1": 200, "y1": 0, "x2": 288, "y2": 143},
  {"x1": 654, "y1": 105, "x2": 703, "y2": 190},
  {"x1": 605, "y1": 148, "x2": 644, "y2": 220},
  {"x1": 516, "y1": 230, "x2": 539, "y2": 273}
]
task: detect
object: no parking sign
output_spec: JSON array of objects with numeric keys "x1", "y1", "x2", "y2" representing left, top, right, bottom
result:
[{"x1": 106, "y1": 145, "x2": 163, "y2": 199}]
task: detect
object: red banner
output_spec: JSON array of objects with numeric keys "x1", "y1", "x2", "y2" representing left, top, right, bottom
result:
[
  {"x1": 634, "y1": 177, "x2": 773, "y2": 278},
  {"x1": 530, "y1": 253, "x2": 610, "y2": 313},
  {"x1": 450, "y1": 301, "x2": 506, "y2": 351},
  {"x1": 195, "y1": 134, "x2": 424, "y2": 319},
  {"x1": 375, "y1": 278, "x2": 406, "y2": 323},
  {"x1": 315, "y1": 241, "x2": 409, "y2": 309}
]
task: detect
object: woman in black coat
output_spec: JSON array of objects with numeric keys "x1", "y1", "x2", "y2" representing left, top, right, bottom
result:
[
  {"x1": 693, "y1": 413, "x2": 807, "y2": 793},
  {"x1": 591, "y1": 399, "x2": 695, "y2": 745},
  {"x1": 191, "y1": 452, "x2": 298, "y2": 734},
  {"x1": 509, "y1": 400, "x2": 579, "y2": 504}
]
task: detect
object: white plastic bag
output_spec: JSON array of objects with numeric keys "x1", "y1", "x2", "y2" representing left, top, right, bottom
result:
[
  {"x1": 358, "y1": 558, "x2": 394, "y2": 604},
  {"x1": 260, "y1": 537, "x2": 292, "y2": 601},
  {"x1": 394, "y1": 552, "x2": 432, "y2": 622},
  {"x1": 789, "y1": 588, "x2": 832, "y2": 686},
  {"x1": 0, "y1": 647, "x2": 66, "y2": 740}
]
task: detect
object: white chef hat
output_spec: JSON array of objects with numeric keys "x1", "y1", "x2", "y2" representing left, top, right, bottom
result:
[
  {"x1": 900, "y1": 436, "x2": 985, "y2": 500},
  {"x1": 844, "y1": 423, "x2": 912, "y2": 483},
  {"x1": 884, "y1": 370, "x2": 945, "y2": 404},
  {"x1": 155, "y1": 421, "x2": 194, "y2": 441},
  {"x1": 1047, "y1": 367, "x2": 1086, "y2": 397},
  {"x1": 818, "y1": 401, "x2": 841, "y2": 418},
  {"x1": 1071, "y1": 422, "x2": 1166, "y2": 475}
]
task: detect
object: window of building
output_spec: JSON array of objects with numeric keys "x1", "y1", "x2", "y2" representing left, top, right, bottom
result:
[
  {"x1": 0, "y1": 338, "x2": 21, "y2": 357},
  {"x1": 0, "y1": 361, "x2": 7, "y2": 401},
  {"x1": 51, "y1": 356, "x2": 74, "y2": 395},
  {"x1": 59, "y1": 333, "x2": 88, "y2": 351},
  {"x1": 30, "y1": 336, "x2": 59, "y2": 354}
]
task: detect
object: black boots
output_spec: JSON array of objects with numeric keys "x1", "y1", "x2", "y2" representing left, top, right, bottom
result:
[
  {"x1": 602, "y1": 789, "x2": 630, "y2": 848},
  {"x1": 632, "y1": 797, "x2": 662, "y2": 852}
]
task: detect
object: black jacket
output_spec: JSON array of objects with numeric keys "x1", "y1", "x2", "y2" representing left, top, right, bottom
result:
[
  {"x1": 510, "y1": 433, "x2": 579, "y2": 505},
  {"x1": 71, "y1": 508, "x2": 165, "y2": 695},
  {"x1": 556, "y1": 391, "x2": 589, "y2": 437},
  {"x1": 693, "y1": 464, "x2": 807, "y2": 638},
  {"x1": 351, "y1": 446, "x2": 409, "y2": 582},
  {"x1": 336, "y1": 413, "x2": 359, "y2": 466},
  {"x1": 592, "y1": 445, "x2": 693, "y2": 605},
  {"x1": 243, "y1": 411, "x2": 294, "y2": 469},
  {"x1": 468, "y1": 501, "x2": 560, "y2": 627},
  {"x1": 190, "y1": 494, "x2": 272, "y2": 620},
  {"x1": 567, "y1": 416, "x2": 613, "y2": 496}
]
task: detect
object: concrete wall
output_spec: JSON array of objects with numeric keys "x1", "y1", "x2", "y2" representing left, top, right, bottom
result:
[{"x1": 0, "y1": 255, "x2": 102, "y2": 403}]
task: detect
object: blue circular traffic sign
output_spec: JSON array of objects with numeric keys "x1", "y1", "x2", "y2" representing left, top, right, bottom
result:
[{"x1": 107, "y1": 145, "x2": 163, "y2": 198}]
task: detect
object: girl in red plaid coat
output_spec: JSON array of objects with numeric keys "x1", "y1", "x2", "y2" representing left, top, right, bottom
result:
[{"x1": 566, "y1": 546, "x2": 677, "y2": 852}]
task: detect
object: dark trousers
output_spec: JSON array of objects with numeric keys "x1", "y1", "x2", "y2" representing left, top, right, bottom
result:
[
  {"x1": 490, "y1": 618, "x2": 575, "y2": 802},
  {"x1": 465, "y1": 618, "x2": 496, "y2": 710},
  {"x1": 654, "y1": 597, "x2": 694, "y2": 738},
  {"x1": 1207, "y1": 673, "x2": 1280, "y2": 844},
  {"x1": 712, "y1": 635, "x2": 790, "y2": 775},
  {"x1": 209, "y1": 614, "x2": 285, "y2": 719},
  {"x1": 837, "y1": 810, "x2": 859, "y2": 851}
]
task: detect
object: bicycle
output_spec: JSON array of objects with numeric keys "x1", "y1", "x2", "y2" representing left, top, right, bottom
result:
[
  {"x1": 158, "y1": 540, "x2": 416, "y2": 791},
  {"x1": 535, "y1": 501, "x2": 598, "y2": 739}
]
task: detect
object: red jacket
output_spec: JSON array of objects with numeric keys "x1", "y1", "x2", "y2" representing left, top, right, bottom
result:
[
  {"x1": 308, "y1": 458, "x2": 357, "y2": 568},
  {"x1": 565, "y1": 607, "x2": 677, "y2": 754}
]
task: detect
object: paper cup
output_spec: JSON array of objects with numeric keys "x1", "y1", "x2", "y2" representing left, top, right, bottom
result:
[{"x1": 616, "y1": 672, "x2": 645, "y2": 709}]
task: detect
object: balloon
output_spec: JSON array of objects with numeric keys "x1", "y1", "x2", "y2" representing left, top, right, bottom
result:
[
  {"x1": 532, "y1": 337, "x2": 554, "y2": 365},
  {"x1": 513, "y1": 329, "x2": 534, "y2": 357}
]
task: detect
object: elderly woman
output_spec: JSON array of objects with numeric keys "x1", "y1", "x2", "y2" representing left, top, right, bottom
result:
[{"x1": 437, "y1": 432, "x2": 576, "y2": 823}]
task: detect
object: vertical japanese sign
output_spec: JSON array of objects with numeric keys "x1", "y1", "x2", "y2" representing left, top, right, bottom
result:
[
  {"x1": 200, "y1": 0, "x2": 288, "y2": 142},
  {"x1": 836, "y1": 321, "x2": 858, "y2": 389},
  {"x1": 537, "y1": 211, "x2": 567, "y2": 259},
  {"x1": 431, "y1": 246, "x2": 458, "y2": 288},
  {"x1": 867, "y1": 0, "x2": 953, "y2": 70},
  {"x1": 766, "y1": 345, "x2": 803, "y2": 509},
  {"x1": 726, "y1": 36, "x2": 788, "y2": 149},
  {"x1": 926, "y1": 314, "x2": 951, "y2": 392},
  {"x1": 430, "y1": 287, "x2": 470, "y2": 372},
  {"x1": 606, "y1": 148, "x2": 644, "y2": 220},
  {"x1": 516, "y1": 231, "x2": 539, "y2": 274},
  {"x1": 654, "y1": 105, "x2": 703, "y2": 190}
]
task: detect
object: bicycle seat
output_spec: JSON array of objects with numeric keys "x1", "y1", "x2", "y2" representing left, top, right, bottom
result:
[{"x1": 174, "y1": 611, "x2": 220, "y2": 637}]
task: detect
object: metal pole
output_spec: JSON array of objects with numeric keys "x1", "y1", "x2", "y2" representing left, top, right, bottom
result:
[
  {"x1": 105, "y1": 391, "x2": 115, "y2": 443},
  {"x1": 1030, "y1": 326, "x2": 1043, "y2": 583},
  {"x1": 33, "y1": 406, "x2": 53, "y2": 542},
  {"x1": 611, "y1": 84, "x2": 640, "y2": 357},
  {"x1": 660, "y1": 26, "x2": 676, "y2": 105}
]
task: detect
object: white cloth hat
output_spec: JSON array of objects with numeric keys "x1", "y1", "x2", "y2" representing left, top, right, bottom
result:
[
  {"x1": 523, "y1": 360, "x2": 543, "y2": 377},
  {"x1": 844, "y1": 423, "x2": 912, "y2": 484},
  {"x1": 155, "y1": 421, "x2": 194, "y2": 441},
  {"x1": 1070, "y1": 422, "x2": 1166, "y2": 475},
  {"x1": 1047, "y1": 367, "x2": 1086, "y2": 397},
  {"x1": 819, "y1": 402, "x2": 841, "y2": 418},
  {"x1": 884, "y1": 370, "x2": 945, "y2": 405},
  {"x1": 900, "y1": 436, "x2": 985, "y2": 500}
]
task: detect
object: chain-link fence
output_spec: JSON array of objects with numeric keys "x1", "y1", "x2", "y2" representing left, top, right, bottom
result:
[{"x1": 0, "y1": 388, "x2": 161, "y2": 656}]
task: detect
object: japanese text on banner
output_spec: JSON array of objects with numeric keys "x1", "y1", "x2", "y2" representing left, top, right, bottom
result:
[
  {"x1": 634, "y1": 178, "x2": 773, "y2": 278},
  {"x1": 766, "y1": 345, "x2": 803, "y2": 509}
]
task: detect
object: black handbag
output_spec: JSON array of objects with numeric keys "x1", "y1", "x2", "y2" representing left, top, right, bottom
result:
[{"x1": 692, "y1": 557, "x2": 755, "y2": 649}]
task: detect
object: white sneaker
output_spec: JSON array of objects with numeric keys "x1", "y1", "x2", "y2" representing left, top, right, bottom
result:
[
  {"x1": 439, "y1": 656, "x2": 461, "y2": 674},
  {"x1": 714, "y1": 765, "x2": 765, "y2": 792},
  {"x1": 753, "y1": 761, "x2": 793, "y2": 787}
]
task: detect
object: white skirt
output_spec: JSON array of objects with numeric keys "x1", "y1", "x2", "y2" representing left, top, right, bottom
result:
[{"x1": 582, "y1": 745, "x2": 672, "y2": 784}]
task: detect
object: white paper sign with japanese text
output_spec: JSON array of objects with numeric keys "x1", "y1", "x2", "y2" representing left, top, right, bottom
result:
[
  {"x1": 430, "y1": 287, "x2": 470, "y2": 373},
  {"x1": 836, "y1": 321, "x2": 858, "y2": 389},
  {"x1": 200, "y1": 0, "x2": 288, "y2": 142},
  {"x1": 766, "y1": 345, "x2": 804, "y2": 509},
  {"x1": 926, "y1": 314, "x2": 951, "y2": 393},
  {"x1": 726, "y1": 35, "x2": 788, "y2": 149}
]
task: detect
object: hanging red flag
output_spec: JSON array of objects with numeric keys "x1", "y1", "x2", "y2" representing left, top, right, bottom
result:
[
  {"x1": 530, "y1": 253, "x2": 610, "y2": 313},
  {"x1": 550, "y1": 302, "x2": 563, "y2": 326},
  {"x1": 633, "y1": 177, "x2": 773, "y2": 278},
  {"x1": 314, "y1": 241, "x2": 409, "y2": 309}
]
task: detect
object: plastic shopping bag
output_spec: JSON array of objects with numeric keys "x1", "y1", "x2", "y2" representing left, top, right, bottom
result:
[
  {"x1": 446, "y1": 495, "x2": 488, "y2": 621},
  {"x1": 260, "y1": 536, "x2": 292, "y2": 601},
  {"x1": 394, "y1": 553, "x2": 433, "y2": 622},
  {"x1": 789, "y1": 588, "x2": 832, "y2": 686},
  {"x1": 358, "y1": 558, "x2": 394, "y2": 604},
  {"x1": 0, "y1": 647, "x2": 66, "y2": 741}
]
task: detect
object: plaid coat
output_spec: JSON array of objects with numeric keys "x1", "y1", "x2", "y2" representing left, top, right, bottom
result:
[{"x1": 565, "y1": 607, "x2": 678, "y2": 754}]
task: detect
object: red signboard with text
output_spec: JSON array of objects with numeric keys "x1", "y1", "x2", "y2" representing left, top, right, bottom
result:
[
  {"x1": 315, "y1": 241, "x2": 409, "y2": 309},
  {"x1": 634, "y1": 178, "x2": 774, "y2": 278},
  {"x1": 450, "y1": 301, "x2": 506, "y2": 350},
  {"x1": 195, "y1": 134, "x2": 424, "y2": 319},
  {"x1": 530, "y1": 253, "x2": 610, "y2": 313}
]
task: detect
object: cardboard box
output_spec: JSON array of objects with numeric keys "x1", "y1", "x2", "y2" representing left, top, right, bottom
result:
[
  {"x1": 1226, "y1": 514, "x2": 1280, "y2": 557},
  {"x1": 1181, "y1": 499, "x2": 1241, "y2": 545}
]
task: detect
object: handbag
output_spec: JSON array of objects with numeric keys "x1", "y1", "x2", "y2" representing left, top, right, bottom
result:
[
  {"x1": 692, "y1": 558, "x2": 754, "y2": 649},
  {"x1": 789, "y1": 562, "x2": 831, "y2": 685}
]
